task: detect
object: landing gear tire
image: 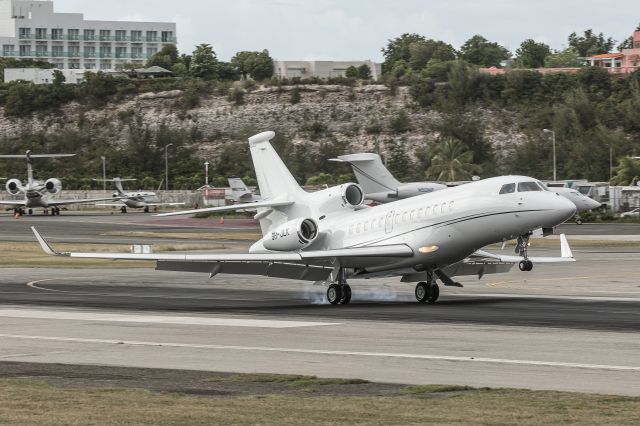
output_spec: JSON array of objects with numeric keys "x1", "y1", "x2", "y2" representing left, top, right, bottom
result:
[
  {"x1": 120, "y1": 206, "x2": 127, "y2": 214},
  {"x1": 53, "y1": 207, "x2": 60, "y2": 216},
  {"x1": 144, "y1": 206, "x2": 150, "y2": 213},
  {"x1": 575, "y1": 217, "x2": 583, "y2": 225},
  {"x1": 415, "y1": 282, "x2": 439, "y2": 304},
  {"x1": 519, "y1": 260, "x2": 533, "y2": 272},
  {"x1": 327, "y1": 284, "x2": 342, "y2": 305},
  {"x1": 28, "y1": 209, "x2": 33, "y2": 215},
  {"x1": 340, "y1": 285, "x2": 352, "y2": 305}
]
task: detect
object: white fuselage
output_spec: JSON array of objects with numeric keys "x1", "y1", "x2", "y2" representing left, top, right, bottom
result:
[{"x1": 252, "y1": 176, "x2": 576, "y2": 273}]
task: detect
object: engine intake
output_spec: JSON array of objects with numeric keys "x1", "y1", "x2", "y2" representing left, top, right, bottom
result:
[
  {"x1": 44, "y1": 178, "x2": 62, "y2": 194},
  {"x1": 262, "y1": 218, "x2": 319, "y2": 251},
  {"x1": 6, "y1": 179, "x2": 22, "y2": 195},
  {"x1": 311, "y1": 183, "x2": 365, "y2": 213}
]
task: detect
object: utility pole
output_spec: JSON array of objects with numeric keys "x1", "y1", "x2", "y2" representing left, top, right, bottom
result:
[
  {"x1": 100, "y1": 156, "x2": 106, "y2": 192},
  {"x1": 543, "y1": 129, "x2": 556, "y2": 181},
  {"x1": 164, "y1": 143, "x2": 173, "y2": 191}
]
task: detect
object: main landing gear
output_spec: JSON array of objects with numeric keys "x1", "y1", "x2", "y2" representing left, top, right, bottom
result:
[
  {"x1": 326, "y1": 268, "x2": 352, "y2": 305},
  {"x1": 516, "y1": 233, "x2": 534, "y2": 272}
]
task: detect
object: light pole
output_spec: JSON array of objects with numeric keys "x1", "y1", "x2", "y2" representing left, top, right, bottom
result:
[
  {"x1": 164, "y1": 143, "x2": 173, "y2": 191},
  {"x1": 100, "y1": 156, "x2": 106, "y2": 192},
  {"x1": 204, "y1": 161, "x2": 209, "y2": 187},
  {"x1": 543, "y1": 129, "x2": 556, "y2": 181}
]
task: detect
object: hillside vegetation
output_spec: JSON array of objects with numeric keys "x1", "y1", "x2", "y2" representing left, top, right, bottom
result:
[{"x1": 0, "y1": 32, "x2": 638, "y2": 189}]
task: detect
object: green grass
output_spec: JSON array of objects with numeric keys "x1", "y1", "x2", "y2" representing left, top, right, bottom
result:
[
  {"x1": 214, "y1": 373, "x2": 369, "y2": 388},
  {"x1": 1, "y1": 378, "x2": 640, "y2": 425}
]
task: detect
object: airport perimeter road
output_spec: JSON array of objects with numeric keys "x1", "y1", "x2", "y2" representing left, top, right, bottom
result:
[{"x1": 0, "y1": 249, "x2": 639, "y2": 396}]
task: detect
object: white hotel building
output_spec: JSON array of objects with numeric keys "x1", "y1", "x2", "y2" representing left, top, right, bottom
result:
[{"x1": 0, "y1": 0, "x2": 176, "y2": 70}]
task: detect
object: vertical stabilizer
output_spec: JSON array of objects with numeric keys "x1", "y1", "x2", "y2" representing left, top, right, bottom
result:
[
  {"x1": 112, "y1": 178, "x2": 126, "y2": 196},
  {"x1": 333, "y1": 153, "x2": 401, "y2": 194},
  {"x1": 248, "y1": 132, "x2": 305, "y2": 200},
  {"x1": 228, "y1": 177, "x2": 251, "y2": 201}
]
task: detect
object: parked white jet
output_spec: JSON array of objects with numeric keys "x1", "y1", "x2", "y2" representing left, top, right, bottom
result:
[
  {"x1": 544, "y1": 186, "x2": 601, "y2": 225},
  {"x1": 228, "y1": 177, "x2": 261, "y2": 203},
  {"x1": 330, "y1": 153, "x2": 447, "y2": 203},
  {"x1": 94, "y1": 178, "x2": 184, "y2": 213},
  {"x1": 32, "y1": 131, "x2": 577, "y2": 305},
  {"x1": 0, "y1": 151, "x2": 120, "y2": 216},
  {"x1": 336, "y1": 152, "x2": 600, "y2": 224}
]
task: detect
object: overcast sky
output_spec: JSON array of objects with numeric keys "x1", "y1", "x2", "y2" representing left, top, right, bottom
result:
[{"x1": 55, "y1": 0, "x2": 639, "y2": 61}]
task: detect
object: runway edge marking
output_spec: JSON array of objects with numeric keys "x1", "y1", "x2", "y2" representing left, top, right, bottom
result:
[{"x1": 1, "y1": 334, "x2": 639, "y2": 373}]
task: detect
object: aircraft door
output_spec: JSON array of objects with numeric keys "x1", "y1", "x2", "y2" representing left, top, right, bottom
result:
[{"x1": 385, "y1": 210, "x2": 394, "y2": 234}]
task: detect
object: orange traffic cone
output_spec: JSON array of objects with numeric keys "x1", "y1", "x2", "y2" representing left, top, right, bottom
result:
[{"x1": 219, "y1": 216, "x2": 225, "y2": 225}]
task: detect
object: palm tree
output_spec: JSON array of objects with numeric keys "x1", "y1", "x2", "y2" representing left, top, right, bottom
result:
[
  {"x1": 427, "y1": 138, "x2": 480, "y2": 181},
  {"x1": 611, "y1": 156, "x2": 640, "y2": 186}
]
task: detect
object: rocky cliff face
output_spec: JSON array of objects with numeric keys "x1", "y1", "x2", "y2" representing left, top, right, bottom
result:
[{"x1": 0, "y1": 84, "x2": 525, "y2": 169}]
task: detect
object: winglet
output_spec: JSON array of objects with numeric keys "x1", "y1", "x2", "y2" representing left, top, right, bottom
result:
[
  {"x1": 31, "y1": 226, "x2": 66, "y2": 256},
  {"x1": 560, "y1": 233, "x2": 573, "y2": 259}
]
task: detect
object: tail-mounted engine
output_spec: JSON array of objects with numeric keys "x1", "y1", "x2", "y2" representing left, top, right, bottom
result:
[
  {"x1": 6, "y1": 179, "x2": 22, "y2": 195},
  {"x1": 44, "y1": 178, "x2": 62, "y2": 194},
  {"x1": 311, "y1": 183, "x2": 365, "y2": 213},
  {"x1": 262, "y1": 218, "x2": 319, "y2": 251}
]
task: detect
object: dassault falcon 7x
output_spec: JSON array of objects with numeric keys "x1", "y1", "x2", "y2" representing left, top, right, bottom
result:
[
  {"x1": 32, "y1": 131, "x2": 577, "y2": 305},
  {"x1": 0, "y1": 151, "x2": 120, "y2": 216},
  {"x1": 94, "y1": 178, "x2": 184, "y2": 213}
]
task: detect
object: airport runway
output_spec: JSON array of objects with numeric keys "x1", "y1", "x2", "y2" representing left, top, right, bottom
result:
[{"x1": 0, "y1": 214, "x2": 639, "y2": 396}]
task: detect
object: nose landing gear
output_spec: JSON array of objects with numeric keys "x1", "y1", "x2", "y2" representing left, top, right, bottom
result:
[{"x1": 516, "y1": 233, "x2": 534, "y2": 272}]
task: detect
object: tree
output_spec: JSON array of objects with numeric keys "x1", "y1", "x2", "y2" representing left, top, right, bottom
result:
[
  {"x1": 382, "y1": 33, "x2": 426, "y2": 72},
  {"x1": 190, "y1": 44, "x2": 219, "y2": 79},
  {"x1": 357, "y1": 64, "x2": 372, "y2": 79},
  {"x1": 611, "y1": 157, "x2": 640, "y2": 186},
  {"x1": 408, "y1": 39, "x2": 457, "y2": 70},
  {"x1": 146, "y1": 44, "x2": 179, "y2": 69},
  {"x1": 427, "y1": 138, "x2": 480, "y2": 181},
  {"x1": 230, "y1": 50, "x2": 274, "y2": 80},
  {"x1": 458, "y1": 35, "x2": 510, "y2": 67},
  {"x1": 515, "y1": 39, "x2": 551, "y2": 68},
  {"x1": 52, "y1": 69, "x2": 65, "y2": 85},
  {"x1": 545, "y1": 48, "x2": 582, "y2": 68},
  {"x1": 568, "y1": 29, "x2": 614, "y2": 56},
  {"x1": 345, "y1": 66, "x2": 359, "y2": 78}
]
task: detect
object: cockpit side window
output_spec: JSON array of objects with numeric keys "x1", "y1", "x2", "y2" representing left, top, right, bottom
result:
[
  {"x1": 499, "y1": 183, "x2": 516, "y2": 194},
  {"x1": 536, "y1": 182, "x2": 550, "y2": 191},
  {"x1": 518, "y1": 182, "x2": 543, "y2": 192}
]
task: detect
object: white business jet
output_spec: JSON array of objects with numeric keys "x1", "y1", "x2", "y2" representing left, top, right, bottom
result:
[
  {"x1": 0, "y1": 151, "x2": 120, "y2": 216},
  {"x1": 32, "y1": 131, "x2": 577, "y2": 305},
  {"x1": 94, "y1": 178, "x2": 184, "y2": 213},
  {"x1": 330, "y1": 153, "x2": 447, "y2": 203}
]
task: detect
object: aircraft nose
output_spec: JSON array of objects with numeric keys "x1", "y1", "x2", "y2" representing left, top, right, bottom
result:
[
  {"x1": 587, "y1": 198, "x2": 601, "y2": 210},
  {"x1": 555, "y1": 193, "x2": 577, "y2": 219}
]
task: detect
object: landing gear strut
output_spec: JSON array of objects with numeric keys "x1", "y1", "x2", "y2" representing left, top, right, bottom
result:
[
  {"x1": 516, "y1": 233, "x2": 533, "y2": 272},
  {"x1": 415, "y1": 272, "x2": 439, "y2": 303},
  {"x1": 327, "y1": 267, "x2": 352, "y2": 305}
]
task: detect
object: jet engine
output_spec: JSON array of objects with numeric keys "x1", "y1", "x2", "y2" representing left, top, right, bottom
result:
[
  {"x1": 6, "y1": 179, "x2": 22, "y2": 195},
  {"x1": 311, "y1": 183, "x2": 365, "y2": 213},
  {"x1": 262, "y1": 218, "x2": 319, "y2": 251},
  {"x1": 44, "y1": 178, "x2": 62, "y2": 194}
]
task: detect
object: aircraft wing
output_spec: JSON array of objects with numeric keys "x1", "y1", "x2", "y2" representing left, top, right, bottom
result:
[
  {"x1": 94, "y1": 202, "x2": 186, "y2": 207},
  {"x1": 0, "y1": 200, "x2": 26, "y2": 207},
  {"x1": 471, "y1": 234, "x2": 575, "y2": 263},
  {"x1": 47, "y1": 196, "x2": 125, "y2": 207},
  {"x1": 156, "y1": 200, "x2": 294, "y2": 217},
  {"x1": 32, "y1": 226, "x2": 412, "y2": 262}
]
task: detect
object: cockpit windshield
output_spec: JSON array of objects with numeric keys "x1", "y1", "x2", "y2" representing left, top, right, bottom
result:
[
  {"x1": 499, "y1": 183, "x2": 516, "y2": 194},
  {"x1": 518, "y1": 182, "x2": 543, "y2": 192}
]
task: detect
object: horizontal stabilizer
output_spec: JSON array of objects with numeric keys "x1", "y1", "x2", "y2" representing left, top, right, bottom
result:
[{"x1": 155, "y1": 200, "x2": 294, "y2": 217}]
